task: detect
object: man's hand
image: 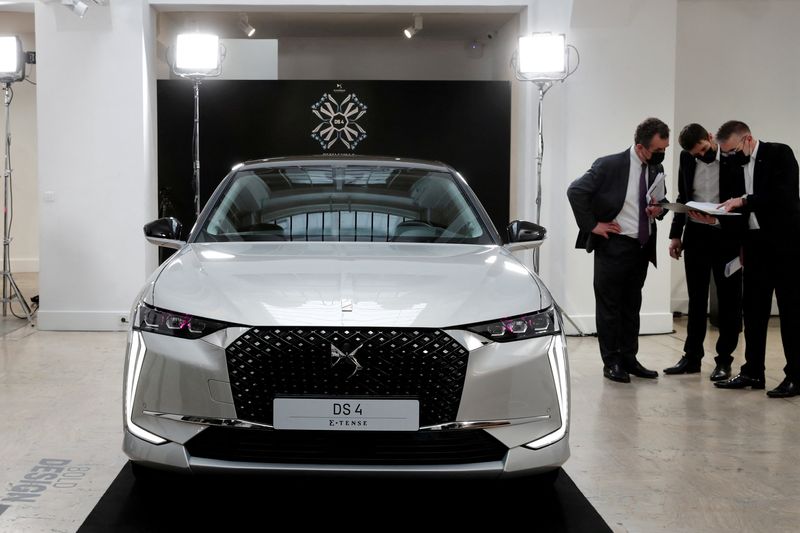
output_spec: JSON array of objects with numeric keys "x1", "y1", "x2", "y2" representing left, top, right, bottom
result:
[
  {"x1": 668, "y1": 238, "x2": 682, "y2": 260},
  {"x1": 718, "y1": 196, "x2": 745, "y2": 212},
  {"x1": 646, "y1": 205, "x2": 664, "y2": 219},
  {"x1": 591, "y1": 221, "x2": 621, "y2": 239},
  {"x1": 687, "y1": 211, "x2": 717, "y2": 224}
]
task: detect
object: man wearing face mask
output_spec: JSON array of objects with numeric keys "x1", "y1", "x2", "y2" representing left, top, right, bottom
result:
[
  {"x1": 714, "y1": 120, "x2": 800, "y2": 398},
  {"x1": 664, "y1": 124, "x2": 745, "y2": 381},
  {"x1": 567, "y1": 117, "x2": 670, "y2": 383}
]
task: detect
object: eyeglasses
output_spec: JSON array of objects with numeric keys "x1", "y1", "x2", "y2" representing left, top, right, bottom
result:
[{"x1": 721, "y1": 136, "x2": 748, "y2": 157}]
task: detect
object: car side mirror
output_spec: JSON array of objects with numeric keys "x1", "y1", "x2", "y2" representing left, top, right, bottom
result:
[
  {"x1": 144, "y1": 217, "x2": 185, "y2": 249},
  {"x1": 505, "y1": 220, "x2": 546, "y2": 252}
]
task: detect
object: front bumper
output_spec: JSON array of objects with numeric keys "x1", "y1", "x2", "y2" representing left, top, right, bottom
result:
[
  {"x1": 124, "y1": 426, "x2": 569, "y2": 478},
  {"x1": 123, "y1": 327, "x2": 570, "y2": 477}
]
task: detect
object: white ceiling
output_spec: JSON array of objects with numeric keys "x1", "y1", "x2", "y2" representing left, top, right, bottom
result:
[{"x1": 160, "y1": 11, "x2": 519, "y2": 41}]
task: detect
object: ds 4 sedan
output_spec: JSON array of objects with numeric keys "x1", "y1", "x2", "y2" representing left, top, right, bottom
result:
[{"x1": 124, "y1": 156, "x2": 569, "y2": 480}]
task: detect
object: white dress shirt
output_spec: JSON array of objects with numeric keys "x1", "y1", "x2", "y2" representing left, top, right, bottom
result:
[
  {"x1": 745, "y1": 140, "x2": 760, "y2": 229},
  {"x1": 618, "y1": 146, "x2": 647, "y2": 240},
  {"x1": 692, "y1": 149, "x2": 720, "y2": 203},
  {"x1": 689, "y1": 148, "x2": 720, "y2": 225}
]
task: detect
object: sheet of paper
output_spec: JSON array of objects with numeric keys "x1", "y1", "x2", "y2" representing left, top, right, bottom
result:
[
  {"x1": 662, "y1": 201, "x2": 741, "y2": 216},
  {"x1": 646, "y1": 172, "x2": 667, "y2": 203},
  {"x1": 725, "y1": 256, "x2": 742, "y2": 278}
]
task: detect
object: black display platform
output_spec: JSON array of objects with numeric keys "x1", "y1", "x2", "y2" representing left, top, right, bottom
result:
[{"x1": 78, "y1": 463, "x2": 611, "y2": 532}]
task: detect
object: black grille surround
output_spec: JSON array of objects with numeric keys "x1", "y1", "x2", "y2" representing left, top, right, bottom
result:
[
  {"x1": 225, "y1": 327, "x2": 470, "y2": 427},
  {"x1": 185, "y1": 427, "x2": 508, "y2": 466}
]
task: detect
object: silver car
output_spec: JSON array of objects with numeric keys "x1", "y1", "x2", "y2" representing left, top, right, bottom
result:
[{"x1": 124, "y1": 156, "x2": 569, "y2": 480}]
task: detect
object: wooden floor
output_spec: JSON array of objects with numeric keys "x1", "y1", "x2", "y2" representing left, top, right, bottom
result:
[{"x1": 0, "y1": 274, "x2": 798, "y2": 532}]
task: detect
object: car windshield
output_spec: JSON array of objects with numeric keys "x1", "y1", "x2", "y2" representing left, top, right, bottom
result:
[{"x1": 196, "y1": 164, "x2": 493, "y2": 244}]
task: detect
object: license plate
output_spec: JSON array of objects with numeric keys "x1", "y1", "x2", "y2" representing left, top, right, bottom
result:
[{"x1": 273, "y1": 398, "x2": 419, "y2": 431}]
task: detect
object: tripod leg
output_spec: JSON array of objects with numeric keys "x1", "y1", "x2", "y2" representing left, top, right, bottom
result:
[
  {"x1": 5, "y1": 272, "x2": 33, "y2": 323},
  {"x1": 554, "y1": 300, "x2": 589, "y2": 337}
]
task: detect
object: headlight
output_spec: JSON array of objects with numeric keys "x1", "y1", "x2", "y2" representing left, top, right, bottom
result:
[
  {"x1": 133, "y1": 302, "x2": 232, "y2": 339},
  {"x1": 463, "y1": 308, "x2": 560, "y2": 342}
]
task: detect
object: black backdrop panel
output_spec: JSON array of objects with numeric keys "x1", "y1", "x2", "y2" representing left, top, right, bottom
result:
[{"x1": 157, "y1": 80, "x2": 511, "y2": 234}]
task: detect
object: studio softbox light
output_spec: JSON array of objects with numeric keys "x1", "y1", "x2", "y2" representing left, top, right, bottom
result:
[{"x1": 0, "y1": 36, "x2": 25, "y2": 83}]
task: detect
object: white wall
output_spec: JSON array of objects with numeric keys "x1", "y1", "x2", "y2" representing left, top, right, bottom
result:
[
  {"x1": 543, "y1": 0, "x2": 678, "y2": 334},
  {"x1": 35, "y1": 0, "x2": 158, "y2": 330},
  {"x1": 0, "y1": 14, "x2": 37, "y2": 272},
  {"x1": 36, "y1": 0, "x2": 800, "y2": 332},
  {"x1": 278, "y1": 37, "x2": 494, "y2": 80},
  {"x1": 671, "y1": 0, "x2": 800, "y2": 313}
]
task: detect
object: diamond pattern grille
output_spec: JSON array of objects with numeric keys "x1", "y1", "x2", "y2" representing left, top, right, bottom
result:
[{"x1": 225, "y1": 327, "x2": 470, "y2": 427}]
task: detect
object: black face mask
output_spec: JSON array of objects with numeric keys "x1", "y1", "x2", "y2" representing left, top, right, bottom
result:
[
  {"x1": 647, "y1": 151, "x2": 665, "y2": 166},
  {"x1": 728, "y1": 150, "x2": 751, "y2": 166},
  {"x1": 697, "y1": 148, "x2": 717, "y2": 164}
]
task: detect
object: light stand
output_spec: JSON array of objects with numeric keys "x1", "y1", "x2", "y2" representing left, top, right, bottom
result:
[
  {"x1": 513, "y1": 33, "x2": 585, "y2": 336},
  {"x1": 171, "y1": 33, "x2": 224, "y2": 219},
  {"x1": 192, "y1": 80, "x2": 200, "y2": 217},
  {"x1": 2, "y1": 83, "x2": 33, "y2": 323}
]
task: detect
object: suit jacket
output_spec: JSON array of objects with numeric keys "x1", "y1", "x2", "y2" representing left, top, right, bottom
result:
[
  {"x1": 567, "y1": 149, "x2": 666, "y2": 266},
  {"x1": 742, "y1": 141, "x2": 800, "y2": 249},
  {"x1": 668, "y1": 150, "x2": 746, "y2": 250}
]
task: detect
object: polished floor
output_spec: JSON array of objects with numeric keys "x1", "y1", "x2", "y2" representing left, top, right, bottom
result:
[{"x1": 0, "y1": 273, "x2": 798, "y2": 532}]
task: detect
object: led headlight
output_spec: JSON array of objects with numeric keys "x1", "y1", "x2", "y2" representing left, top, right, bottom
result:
[
  {"x1": 463, "y1": 307, "x2": 560, "y2": 342},
  {"x1": 133, "y1": 302, "x2": 232, "y2": 339}
]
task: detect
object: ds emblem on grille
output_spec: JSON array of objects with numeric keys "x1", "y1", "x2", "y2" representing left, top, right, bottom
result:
[{"x1": 330, "y1": 343, "x2": 364, "y2": 379}]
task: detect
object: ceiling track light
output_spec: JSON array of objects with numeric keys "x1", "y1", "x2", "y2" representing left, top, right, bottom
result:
[
  {"x1": 403, "y1": 14, "x2": 423, "y2": 39},
  {"x1": 61, "y1": 0, "x2": 89, "y2": 18},
  {"x1": 238, "y1": 13, "x2": 256, "y2": 38}
]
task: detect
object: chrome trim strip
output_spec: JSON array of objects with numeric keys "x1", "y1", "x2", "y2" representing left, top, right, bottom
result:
[
  {"x1": 420, "y1": 415, "x2": 550, "y2": 431},
  {"x1": 143, "y1": 411, "x2": 550, "y2": 431},
  {"x1": 143, "y1": 411, "x2": 274, "y2": 430}
]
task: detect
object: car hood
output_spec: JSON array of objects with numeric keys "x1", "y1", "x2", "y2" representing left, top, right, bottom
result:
[{"x1": 149, "y1": 242, "x2": 551, "y2": 328}]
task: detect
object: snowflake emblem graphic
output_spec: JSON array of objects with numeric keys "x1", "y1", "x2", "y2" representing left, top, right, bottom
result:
[{"x1": 311, "y1": 92, "x2": 367, "y2": 150}]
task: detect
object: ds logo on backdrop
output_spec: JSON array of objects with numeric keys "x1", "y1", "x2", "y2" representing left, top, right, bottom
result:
[{"x1": 311, "y1": 84, "x2": 368, "y2": 151}]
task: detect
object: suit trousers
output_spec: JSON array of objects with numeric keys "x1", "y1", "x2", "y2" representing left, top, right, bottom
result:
[
  {"x1": 682, "y1": 223, "x2": 742, "y2": 365},
  {"x1": 740, "y1": 231, "x2": 800, "y2": 381},
  {"x1": 593, "y1": 234, "x2": 650, "y2": 367}
]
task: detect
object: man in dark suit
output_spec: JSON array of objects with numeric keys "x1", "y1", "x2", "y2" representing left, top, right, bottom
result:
[
  {"x1": 714, "y1": 120, "x2": 800, "y2": 398},
  {"x1": 664, "y1": 123, "x2": 745, "y2": 381},
  {"x1": 567, "y1": 118, "x2": 669, "y2": 383}
]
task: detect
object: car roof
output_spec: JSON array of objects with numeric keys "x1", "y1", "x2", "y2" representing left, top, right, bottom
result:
[{"x1": 237, "y1": 155, "x2": 452, "y2": 173}]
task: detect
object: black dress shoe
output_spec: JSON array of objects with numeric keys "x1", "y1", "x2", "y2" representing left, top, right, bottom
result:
[
  {"x1": 709, "y1": 364, "x2": 731, "y2": 382},
  {"x1": 603, "y1": 364, "x2": 631, "y2": 383},
  {"x1": 767, "y1": 378, "x2": 800, "y2": 398},
  {"x1": 626, "y1": 360, "x2": 658, "y2": 379},
  {"x1": 714, "y1": 373, "x2": 765, "y2": 390},
  {"x1": 663, "y1": 356, "x2": 701, "y2": 375}
]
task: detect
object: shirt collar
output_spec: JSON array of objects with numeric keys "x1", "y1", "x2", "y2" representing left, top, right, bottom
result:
[
  {"x1": 751, "y1": 140, "x2": 760, "y2": 161},
  {"x1": 630, "y1": 145, "x2": 645, "y2": 166}
]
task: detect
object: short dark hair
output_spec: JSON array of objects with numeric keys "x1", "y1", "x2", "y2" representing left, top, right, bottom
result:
[
  {"x1": 716, "y1": 120, "x2": 750, "y2": 142},
  {"x1": 678, "y1": 123, "x2": 709, "y2": 152},
  {"x1": 634, "y1": 117, "x2": 670, "y2": 148}
]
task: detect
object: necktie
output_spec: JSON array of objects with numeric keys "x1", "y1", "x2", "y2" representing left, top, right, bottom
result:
[{"x1": 638, "y1": 163, "x2": 649, "y2": 246}]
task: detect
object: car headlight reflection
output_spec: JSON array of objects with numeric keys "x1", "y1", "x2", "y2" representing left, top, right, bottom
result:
[
  {"x1": 134, "y1": 302, "x2": 232, "y2": 339},
  {"x1": 463, "y1": 308, "x2": 560, "y2": 342}
]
